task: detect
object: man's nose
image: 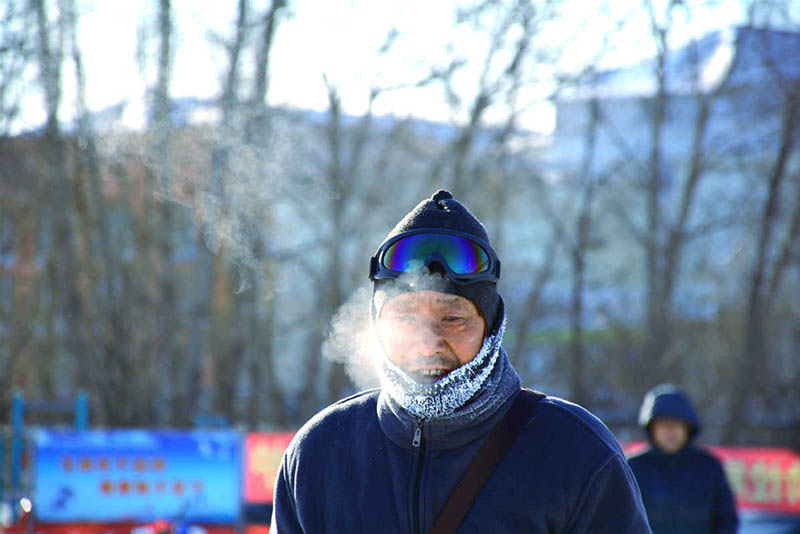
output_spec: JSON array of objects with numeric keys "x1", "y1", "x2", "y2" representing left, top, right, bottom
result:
[{"x1": 413, "y1": 320, "x2": 446, "y2": 355}]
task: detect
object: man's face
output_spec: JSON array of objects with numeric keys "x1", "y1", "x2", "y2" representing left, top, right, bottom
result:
[
  {"x1": 651, "y1": 417, "x2": 690, "y2": 454},
  {"x1": 377, "y1": 290, "x2": 486, "y2": 384}
]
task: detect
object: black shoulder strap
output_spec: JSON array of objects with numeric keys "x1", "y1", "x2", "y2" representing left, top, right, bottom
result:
[{"x1": 430, "y1": 388, "x2": 545, "y2": 534}]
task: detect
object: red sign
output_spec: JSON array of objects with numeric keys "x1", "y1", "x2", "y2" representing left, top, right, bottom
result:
[
  {"x1": 623, "y1": 442, "x2": 800, "y2": 514},
  {"x1": 244, "y1": 433, "x2": 295, "y2": 503},
  {"x1": 710, "y1": 446, "x2": 800, "y2": 513}
]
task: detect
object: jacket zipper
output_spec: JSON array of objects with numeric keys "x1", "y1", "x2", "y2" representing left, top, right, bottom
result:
[{"x1": 412, "y1": 418, "x2": 424, "y2": 534}]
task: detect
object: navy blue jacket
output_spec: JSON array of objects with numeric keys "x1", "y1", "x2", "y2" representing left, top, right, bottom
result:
[
  {"x1": 628, "y1": 384, "x2": 738, "y2": 534},
  {"x1": 271, "y1": 351, "x2": 651, "y2": 533}
]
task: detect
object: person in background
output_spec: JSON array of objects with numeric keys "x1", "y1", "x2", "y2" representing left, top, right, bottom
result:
[
  {"x1": 271, "y1": 190, "x2": 651, "y2": 533},
  {"x1": 628, "y1": 383, "x2": 739, "y2": 534}
]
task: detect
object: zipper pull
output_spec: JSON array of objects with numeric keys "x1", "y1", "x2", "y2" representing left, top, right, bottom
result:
[{"x1": 412, "y1": 425, "x2": 422, "y2": 448}]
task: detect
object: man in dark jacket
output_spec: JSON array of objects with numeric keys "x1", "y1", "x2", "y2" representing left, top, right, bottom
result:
[
  {"x1": 271, "y1": 190, "x2": 651, "y2": 533},
  {"x1": 628, "y1": 384, "x2": 739, "y2": 534}
]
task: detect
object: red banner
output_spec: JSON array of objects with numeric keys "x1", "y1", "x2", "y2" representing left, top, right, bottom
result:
[
  {"x1": 710, "y1": 446, "x2": 800, "y2": 513},
  {"x1": 244, "y1": 433, "x2": 295, "y2": 503},
  {"x1": 623, "y1": 442, "x2": 800, "y2": 514}
]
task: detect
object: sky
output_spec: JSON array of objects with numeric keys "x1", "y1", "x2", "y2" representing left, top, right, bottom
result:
[{"x1": 13, "y1": 0, "x2": 754, "y2": 135}]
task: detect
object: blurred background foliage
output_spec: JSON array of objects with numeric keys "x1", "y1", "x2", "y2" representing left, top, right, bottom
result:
[{"x1": 0, "y1": 0, "x2": 798, "y2": 448}]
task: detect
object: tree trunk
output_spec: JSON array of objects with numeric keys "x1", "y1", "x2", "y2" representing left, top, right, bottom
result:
[{"x1": 725, "y1": 92, "x2": 799, "y2": 444}]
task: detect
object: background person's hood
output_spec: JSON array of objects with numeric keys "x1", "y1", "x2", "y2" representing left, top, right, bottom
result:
[{"x1": 638, "y1": 383, "x2": 701, "y2": 441}]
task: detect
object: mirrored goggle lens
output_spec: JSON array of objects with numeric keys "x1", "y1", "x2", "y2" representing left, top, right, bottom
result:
[{"x1": 382, "y1": 234, "x2": 490, "y2": 275}]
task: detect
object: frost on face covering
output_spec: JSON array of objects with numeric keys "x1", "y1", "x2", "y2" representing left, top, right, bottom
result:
[{"x1": 380, "y1": 315, "x2": 506, "y2": 420}]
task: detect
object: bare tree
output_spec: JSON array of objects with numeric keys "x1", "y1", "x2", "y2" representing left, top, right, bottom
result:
[
  {"x1": 64, "y1": 0, "x2": 127, "y2": 424},
  {"x1": 418, "y1": 0, "x2": 557, "y2": 203},
  {"x1": 242, "y1": 0, "x2": 289, "y2": 430},
  {"x1": 0, "y1": 1, "x2": 36, "y2": 133},
  {"x1": 204, "y1": 0, "x2": 246, "y2": 425},
  {"x1": 29, "y1": 0, "x2": 102, "y2": 418},
  {"x1": 192, "y1": 0, "x2": 293, "y2": 428},
  {"x1": 294, "y1": 54, "x2": 400, "y2": 418},
  {"x1": 0, "y1": 138, "x2": 42, "y2": 415},
  {"x1": 726, "y1": 70, "x2": 800, "y2": 444},
  {"x1": 632, "y1": 0, "x2": 721, "y2": 381},
  {"x1": 151, "y1": 0, "x2": 186, "y2": 426}
]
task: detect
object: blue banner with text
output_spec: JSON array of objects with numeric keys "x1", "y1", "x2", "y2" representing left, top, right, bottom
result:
[{"x1": 31, "y1": 429, "x2": 241, "y2": 524}]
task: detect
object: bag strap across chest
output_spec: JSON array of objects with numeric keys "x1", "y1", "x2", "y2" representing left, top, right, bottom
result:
[{"x1": 430, "y1": 388, "x2": 545, "y2": 534}]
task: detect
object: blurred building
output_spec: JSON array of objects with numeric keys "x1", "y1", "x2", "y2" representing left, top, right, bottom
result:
[{"x1": 540, "y1": 25, "x2": 800, "y2": 320}]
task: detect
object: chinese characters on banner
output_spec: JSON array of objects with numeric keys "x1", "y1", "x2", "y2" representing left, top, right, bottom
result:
[
  {"x1": 710, "y1": 446, "x2": 800, "y2": 513},
  {"x1": 32, "y1": 429, "x2": 241, "y2": 524}
]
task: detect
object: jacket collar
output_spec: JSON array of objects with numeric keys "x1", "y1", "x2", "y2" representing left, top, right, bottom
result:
[{"x1": 376, "y1": 347, "x2": 521, "y2": 450}]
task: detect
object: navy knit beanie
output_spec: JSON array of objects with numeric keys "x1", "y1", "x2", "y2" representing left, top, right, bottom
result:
[{"x1": 372, "y1": 190, "x2": 502, "y2": 334}]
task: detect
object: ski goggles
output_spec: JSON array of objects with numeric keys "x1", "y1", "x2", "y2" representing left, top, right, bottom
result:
[{"x1": 369, "y1": 229, "x2": 501, "y2": 284}]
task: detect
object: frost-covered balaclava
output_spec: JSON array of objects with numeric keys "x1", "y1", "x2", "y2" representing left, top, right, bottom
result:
[{"x1": 372, "y1": 190, "x2": 504, "y2": 419}]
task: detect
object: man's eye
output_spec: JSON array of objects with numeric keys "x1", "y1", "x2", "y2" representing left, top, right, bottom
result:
[{"x1": 443, "y1": 316, "x2": 464, "y2": 323}]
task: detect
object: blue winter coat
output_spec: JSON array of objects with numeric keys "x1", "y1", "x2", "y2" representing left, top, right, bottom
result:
[
  {"x1": 628, "y1": 384, "x2": 739, "y2": 534},
  {"x1": 271, "y1": 350, "x2": 651, "y2": 533}
]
